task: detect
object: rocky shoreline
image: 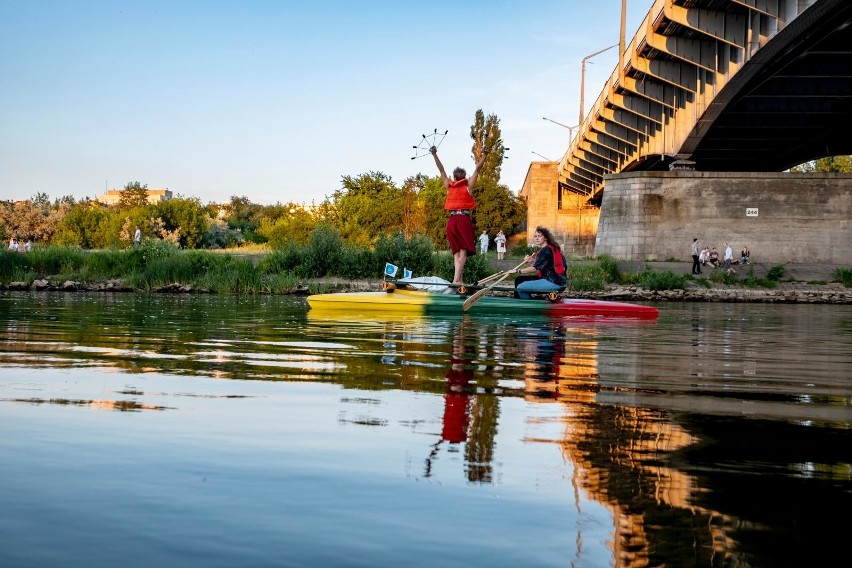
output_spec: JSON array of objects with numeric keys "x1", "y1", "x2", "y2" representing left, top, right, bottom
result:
[{"x1": 4, "y1": 277, "x2": 852, "y2": 304}]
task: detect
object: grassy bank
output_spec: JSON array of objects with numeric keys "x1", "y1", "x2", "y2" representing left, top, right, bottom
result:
[{"x1": 2, "y1": 238, "x2": 849, "y2": 295}]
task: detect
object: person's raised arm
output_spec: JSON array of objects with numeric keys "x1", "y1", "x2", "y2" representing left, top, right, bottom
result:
[
  {"x1": 430, "y1": 146, "x2": 450, "y2": 189},
  {"x1": 467, "y1": 148, "x2": 490, "y2": 188}
]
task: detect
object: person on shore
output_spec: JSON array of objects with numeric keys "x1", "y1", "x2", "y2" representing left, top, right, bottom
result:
[
  {"x1": 708, "y1": 247, "x2": 719, "y2": 267},
  {"x1": 724, "y1": 243, "x2": 734, "y2": 271},
  {"x1": 479, "y1": 230, "x2": 489, "y2": 255},
  {"x1": 495, "y1": 230, "x2": 507, "y2": 260},
  {"x1": 134, "y1": 226, "x2": 142, "y2": 246},
  {"x1": 8, "y1": 237, "x2": 18, "y2": 251},
  {"x1": 430, "y1": 145, "x2": 489, "y2": 286},
  {"x1": 691, "y1": 237, "x2": 701, "y2": 275},
  {"x1": 509, "y1": 226, "x2": 567, "y2": 300},
  {"x1": 699, "y1": 246, "x2": 709, "y2": 267},
  {"x1": 741, "y1": 245, "x2": 750, "y2": 264}
]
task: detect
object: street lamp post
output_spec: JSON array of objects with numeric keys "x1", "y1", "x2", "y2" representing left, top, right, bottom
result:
[
  {"x1": 531, "y1": 150, "x2": 553, "y2": 161},
  {"x1": 579, "y1": 43, "x2": 618, "y2": 127},
  {"x1": 542, "y1": 117, "x2": 578, "y2": 144}
]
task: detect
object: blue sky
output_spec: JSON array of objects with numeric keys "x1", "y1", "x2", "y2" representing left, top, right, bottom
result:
[{"x1": 0, "y1": 0, "x2": 644, "y2": 205}]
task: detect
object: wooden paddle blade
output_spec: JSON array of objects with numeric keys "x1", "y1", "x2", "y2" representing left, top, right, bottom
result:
[
  {"x1": 462, "y1": 260, "x2": 528, "y2": 311},
  {"x1": 463, "y1": 272, "x2": 510, "y2": 311}
]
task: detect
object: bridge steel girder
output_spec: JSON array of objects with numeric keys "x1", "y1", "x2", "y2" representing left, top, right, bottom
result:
[{"x1": 557, "y1": 0, "x2": 852, "y2": 202}]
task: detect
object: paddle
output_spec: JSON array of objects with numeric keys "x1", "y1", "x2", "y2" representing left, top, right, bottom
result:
[
  {"x1": 475, "y1": 271, "x2": 507, "y2": 286},
  {"x1": 462, "y1": 259, "x2": 528, "y2": 311}
]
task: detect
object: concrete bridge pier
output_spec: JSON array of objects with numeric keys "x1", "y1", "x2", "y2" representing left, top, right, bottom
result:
[{"x1": 595, "y1": 172, "x2": 852, "y2": 265}]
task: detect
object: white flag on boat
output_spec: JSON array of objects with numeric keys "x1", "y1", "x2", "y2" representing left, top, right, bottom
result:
[
  {"x1": 403, "y1": 268, "x2": 413, "y2": 279},
  {"x1": 384, "y1": 262, "x2": 399, "y2": 277}
]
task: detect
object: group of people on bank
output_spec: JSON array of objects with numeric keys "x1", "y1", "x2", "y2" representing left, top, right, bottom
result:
[
  {"x1": 7, "y1": 237, "x2": 32, "y2": 253},
  {"x1": 431, "y1": 146, "x2": 567, "y2": 299},
  {"x1": 691, "y1": 238, "x2": 750, "y2": 275}
]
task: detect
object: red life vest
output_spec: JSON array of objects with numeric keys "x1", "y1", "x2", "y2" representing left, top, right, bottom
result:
[
  {"x1": 548, "y1": 244, "x2": 566, "y2": 275},
  {"x1": 444, "y1": 179, "x2": 476, "y2": 210}
]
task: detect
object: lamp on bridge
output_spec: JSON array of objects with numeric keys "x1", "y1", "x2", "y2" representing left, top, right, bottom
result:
[
  {"x1": 579, "y1": 43, "x2": 618, "y2": 127},
  {"x1": 531, "y1": 150, "x2": 554, "y2": 161},
  {"x1": 542, "y1": 117, "x2": 578, "y2": 144}
]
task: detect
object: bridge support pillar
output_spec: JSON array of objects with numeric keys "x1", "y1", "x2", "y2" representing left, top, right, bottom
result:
[{"x1": 595, "y1": 171, "x2": 852, "y2": 264}]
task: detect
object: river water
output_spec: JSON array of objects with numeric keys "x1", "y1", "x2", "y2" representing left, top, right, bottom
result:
[{"x1": 0, "y1": 292, "x2": 849, "y2": 567}]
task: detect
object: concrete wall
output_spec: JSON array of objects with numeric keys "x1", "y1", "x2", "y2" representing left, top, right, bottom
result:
[
  {"x1": 595, "y1": 172, "x2": 852, "y2": 264},
  {"x1": 520, "y1": 161, "x2": 600, "y2": 256}
]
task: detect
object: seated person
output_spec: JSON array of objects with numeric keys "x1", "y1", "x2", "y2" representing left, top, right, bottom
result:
[
  {"x1": 509, "y1": 226, "x2": 567, "y2": 299},
  {"x1": 741, "y1": 246, "x2": 750, "y2": 264},
  {"x1": 708, "y1": 247, "x2": 720, "y2": 267}
]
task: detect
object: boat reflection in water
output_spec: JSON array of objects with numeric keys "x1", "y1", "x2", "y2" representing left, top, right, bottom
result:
[{"x1": 1, "y1": 293, "x2": 848, "y2": 567}]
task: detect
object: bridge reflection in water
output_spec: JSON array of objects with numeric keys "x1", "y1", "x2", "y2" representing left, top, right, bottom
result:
[{"x1": 0, "y1": 293, "x2": 848, "y2": 566}]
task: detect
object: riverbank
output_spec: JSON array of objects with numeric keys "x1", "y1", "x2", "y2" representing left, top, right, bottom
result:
[{"x1": 3, "y1": 260, "x2": 851, "y2": 304}]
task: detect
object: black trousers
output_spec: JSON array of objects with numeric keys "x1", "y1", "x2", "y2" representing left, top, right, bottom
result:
[{"x1": 692, "y1": 255, "x2": 701, "y2": 274}]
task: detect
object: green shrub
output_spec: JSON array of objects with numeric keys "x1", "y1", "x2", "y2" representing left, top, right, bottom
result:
[
  {"x1": 766, "y1": 264, "x2": 785, "y2": 281},
  {"x1": 741, "y1": 267, "x2": 777, "y2": 289},
  {"x1": 372, "y1": 232, "x2": 436, "y2": 278},
  {"x1": 261, "y1": 272, "x2": 301, "y2": 294},
  {"x1": 257, "y1": 243, "x2": 307, "y2": 276},
  {"x1": 83, "y1": 249, "x2": 133, "y2": 278},
  {"x1": 596, "y1": 255, "x2": 621, "y2": 283},
  {"x1": 510, "y1": 243, "x2": 535, "y2": 257},
  {"x1": 25, "y1": 245, "x2": 86, "y2": 275},
  {"x1": 337, "y1": 245, "x2": 375, "y2": 279},
  {"x1": 195, "y1": 258, "x2": 260, "y2": 293},
  {"x1": 834, "y1": 267, "x2": 852, "y2": 287},
  {"x1": 709, "y1": 268, "x2": 739, "y2": 284},
  {"x1": 302, "y1": 225, "x2": 341, "y2": 277},
  {"x1": 431, "y1": 251, "x2": 490, "y2": 283},
  {"x1": 638, "y1": 270, "x2": 688, "y2": 290},
  {"x1": 0, "y1": 251, "x2": 28, "y2": 280},
  {"x1": 566, "y1": 263, "x2": 606, "y2": 291}
]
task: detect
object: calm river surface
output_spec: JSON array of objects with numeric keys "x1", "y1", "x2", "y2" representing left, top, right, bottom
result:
[{"x1": 0, "y1": 292, "x2": 849, "y2": 567}]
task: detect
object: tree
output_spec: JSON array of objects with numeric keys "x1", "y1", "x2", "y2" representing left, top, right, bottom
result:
[
  {"x1": 118, "y1": 181, "x2": 150, "y2": 209},
  {"x1": 153, "y1": 198, "x2": 210, "y2": 248},
  {"x1": 400, "y1": 174, "x2": 429, "y2": 238},
  {"x1": 0, "y1": 197, "x2": 70, "y2": 244},
  {"x1": 472, "y1": 179, "x2": 527, "y2": 236},
  {"x1": 790, "y1": 156, "x2": 852, "y2": 173},
  {"x1": 469, "y1": 109, "x2": 506, "y2": 187},
  {"x1": 224, "y1": 195, "x2": 265, "y2": 243},
  {"x1": 257, "y1": 203, "x2": 319, "y2": 248},
  {"x1": 53, "y1": 201, "x2": 123, "y2": 248},
  {"x1": 325, "y1": 171, "x2": 404, "y2": 245}
]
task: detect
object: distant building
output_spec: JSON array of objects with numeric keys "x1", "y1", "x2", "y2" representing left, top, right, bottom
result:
[{"x1": 98, "y1": 188, "x2": 172, "y2": 205}]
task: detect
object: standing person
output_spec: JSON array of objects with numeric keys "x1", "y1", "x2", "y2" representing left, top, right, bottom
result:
[
  {"x1": 478, "y1": 230, "x2": 489, "y2": 255},
  {"x1": 691, "y1": 237, "x2": 701, "y2": 275},
  {"x1": 495, "y1": 230, "x2": 507, "y2": 260},
  {"x1": 134, "y1": 225, "x2": 142, "y2": 246},
  {"x1": 510, "y1": 226, "x2": 567, "y2": 300},
  {"x1": 724, "y1": 242, "x2": 733, "y2": 271},
  {"x1": 430, "y1": 145, "x2": 489, "y2": 286}
]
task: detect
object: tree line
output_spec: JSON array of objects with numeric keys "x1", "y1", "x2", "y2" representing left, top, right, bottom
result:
[{"x1": 1, "y1": 110, "x2": 526, "y2": 252}]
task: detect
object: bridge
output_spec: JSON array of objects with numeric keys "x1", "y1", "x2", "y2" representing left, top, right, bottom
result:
[{"x1": 558, "y1": 0, "x2": 852, "y2": 205}]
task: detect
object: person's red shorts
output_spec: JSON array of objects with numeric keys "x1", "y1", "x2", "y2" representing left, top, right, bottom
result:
[{"x1": 446, "y1": 214, "x2": 476, "y2": 255}]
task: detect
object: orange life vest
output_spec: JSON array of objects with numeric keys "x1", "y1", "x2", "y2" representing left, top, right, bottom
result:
[{"x1": 444, "y1": 179, "x2": 476, "y2": 211}]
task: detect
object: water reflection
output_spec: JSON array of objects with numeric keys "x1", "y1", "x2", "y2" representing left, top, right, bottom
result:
[{"x1": 0, "y1": 292, "x2": 850, "y2": 567}]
